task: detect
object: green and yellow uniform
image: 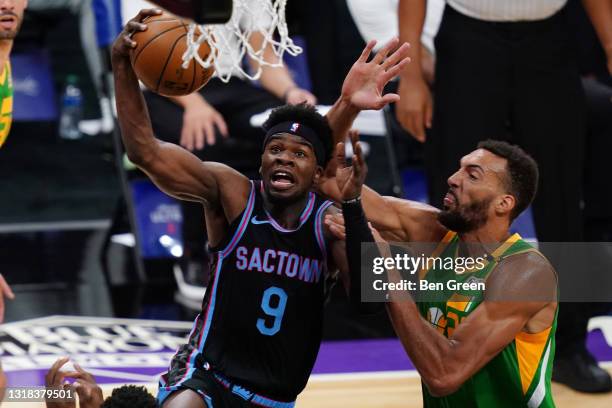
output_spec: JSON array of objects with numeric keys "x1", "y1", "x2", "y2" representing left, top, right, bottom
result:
[
  {"x1": 419, "y1": 232, "x2": 557, "y2": 408},
  {"x1": 0, "y1": 61, "x2": 13, "y2": 148}
]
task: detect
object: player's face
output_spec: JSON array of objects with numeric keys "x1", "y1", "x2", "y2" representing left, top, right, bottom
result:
[
  {"x1": 0, "y1": 0, "x2": 27, "y2": 40},
  {"x1": 438, "y1": 149, "x2": 510, "y2": 232},
  {"x1": 260, "y1": 133, "x2": 322, "y2": 202}
]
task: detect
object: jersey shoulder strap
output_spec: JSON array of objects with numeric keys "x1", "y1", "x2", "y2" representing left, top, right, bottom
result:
[{"x1": 209, "y1": 180, "x2": 256, "y2": 256}]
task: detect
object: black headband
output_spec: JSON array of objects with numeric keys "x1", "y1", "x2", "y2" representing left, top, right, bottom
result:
[{"x1": 263, "y1": 121, "x2": 327, "y2": 166}]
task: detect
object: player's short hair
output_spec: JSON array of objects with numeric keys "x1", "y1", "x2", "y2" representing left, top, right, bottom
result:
[
  {"x1": 101, "y1": 385, "x2": 157, "y2": 408},
  {"x1": 262, "y1": 103, "x2": 333, "y2": 166},
  {"x1": 477, "y1": 140, "x2": 539, "y2": 220}
]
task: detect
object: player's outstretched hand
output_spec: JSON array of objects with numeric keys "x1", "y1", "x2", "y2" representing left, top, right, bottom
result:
[
  {"x1": 341, "y1": 38, "x2": 411, "y2": 111},
  {"x1": 0, "y1": 274, "x2": 15, "y2": 323},
  {"x1": 112, "y1": 8, "x2": 163, "y2": 60},
  {"x1": 69, "y1": 363, "x2": 104, "y2": 408},
  {"x1": 44, "y1": 357, "x2": 79, "y2": 408},
  {"x1": 335, "y1": 129, "x2": 367, "y2": 202}
]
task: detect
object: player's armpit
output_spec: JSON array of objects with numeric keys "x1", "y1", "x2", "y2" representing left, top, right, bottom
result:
[
  {"x1": 420, "y1": 255, "x2": 557, "y2": 397},
  {"x1": 139, "y1": 142, "x2": 250, "y2": 220}
]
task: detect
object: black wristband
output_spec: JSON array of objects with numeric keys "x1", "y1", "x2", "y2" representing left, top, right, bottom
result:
[{"x1": 342, "y1": 195, "x2": 362, "y2": 205}]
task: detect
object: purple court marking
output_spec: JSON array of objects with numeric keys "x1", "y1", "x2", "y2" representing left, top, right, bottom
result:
[
  {"x1": 312, "y1": 338, "x2": 415, "y2": 374},
  {"x1": 3, "y1": 316, "x2": 611, "y2": 387}
]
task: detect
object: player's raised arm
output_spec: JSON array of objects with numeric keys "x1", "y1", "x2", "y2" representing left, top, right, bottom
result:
[
  {"x1": 111, "y1": 9, "x2": 249, "y2": 212},
  {"x1": 325, "y1": 38, "x2": 411, "y2": 155}
]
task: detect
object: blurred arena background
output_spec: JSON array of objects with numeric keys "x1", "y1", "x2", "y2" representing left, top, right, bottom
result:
[{"x1": 0, "y1": 0, "x2": 611, "y2": 406}]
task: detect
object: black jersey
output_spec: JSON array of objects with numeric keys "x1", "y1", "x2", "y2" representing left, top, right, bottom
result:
[{"x1": 162, "y1": 181, "x2": 334, "y2": 402}]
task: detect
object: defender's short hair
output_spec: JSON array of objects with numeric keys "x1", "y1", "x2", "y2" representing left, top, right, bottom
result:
[{"x1": 477, "y1": 140, "x2": 539, "y2": 220}]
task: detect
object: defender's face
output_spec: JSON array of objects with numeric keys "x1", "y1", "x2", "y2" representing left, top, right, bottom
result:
[
  {"x1": 439, "y1": 149, "x2": 509, "y2": 232},
  {"x1": 261, "y1": 133, "x2": 321, "y2": 202},
  {"x1": 0, "y1": 0, "x2": 27, "y2": 40}
]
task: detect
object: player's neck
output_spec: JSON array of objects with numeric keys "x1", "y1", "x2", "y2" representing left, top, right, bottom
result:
[
  {"x1": 261, "y1": 191, "x2": 310, "y2": 230},
  {"x1": 0, "y1": 40, "x2": 13, "y2": 67},
  {"x1": 457, "y1": 223, "x2": 512, "y2": 256}
]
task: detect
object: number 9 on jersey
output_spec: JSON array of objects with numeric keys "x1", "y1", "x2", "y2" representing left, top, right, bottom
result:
[{"x1": 257, "y1": 286, "x2": 288, "y2": 336}]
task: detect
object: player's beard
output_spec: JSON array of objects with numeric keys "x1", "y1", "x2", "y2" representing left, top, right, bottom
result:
[
  {"x1": 437, "y1": 195, "x2": 492, "y2": 233},
  {"x1": 0, "y1": 13, "x2": 21, "y2": 40}
]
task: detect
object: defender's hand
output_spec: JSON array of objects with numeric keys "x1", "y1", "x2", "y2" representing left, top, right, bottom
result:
[
  {"x1": 181, "y1": 96, "x2": 228, "y2": 151},
  {"x1": 341, "y1": 38, "x2": 411, "y2": 111},
  {"x1": 335, "y1": 129, "x2": 367, "y2": 201},
  {"x1": 111, "y1": 9, "x2": 163, "y2": 60},
  {"x1": 396, "y1": 74, "x2": 432, "y2": 143}
]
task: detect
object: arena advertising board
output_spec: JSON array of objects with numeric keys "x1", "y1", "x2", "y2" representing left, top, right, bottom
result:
[
  {"x1": 0, "y1": 316, "x2": 192, "y2": 386},
  {"x1": 1, "y1": 315, "x2": 611, "y2": 387}
]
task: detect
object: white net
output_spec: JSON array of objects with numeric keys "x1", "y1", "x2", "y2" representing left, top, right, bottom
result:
[{"x1": 181, "y1": 0, "x2": 302, "y2": 82}]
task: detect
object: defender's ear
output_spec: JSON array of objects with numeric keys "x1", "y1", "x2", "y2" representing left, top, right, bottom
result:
[{"x1": 495, "y1": 194, "x2": 516, "y2": 218}]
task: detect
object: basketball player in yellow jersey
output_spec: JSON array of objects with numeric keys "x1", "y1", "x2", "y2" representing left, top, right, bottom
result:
[
  {"x1": 324, "y1": 136, "x2": 558, "y2": 407},
  {"x1": 0, "y1": 0, "x2": 25, "y2": 399},
  {"x1": 0, "y1": 0, "x2": 26, "y2": 148}
]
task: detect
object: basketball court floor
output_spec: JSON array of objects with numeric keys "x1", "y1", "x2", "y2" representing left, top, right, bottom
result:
[{"x1": 1, "y1": 315, "x2": 611, "y2": 407}]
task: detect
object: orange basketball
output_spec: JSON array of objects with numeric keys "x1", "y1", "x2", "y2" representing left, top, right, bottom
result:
[{"x1": 130, "y1": 13, "x2": 215, "y2": 97}]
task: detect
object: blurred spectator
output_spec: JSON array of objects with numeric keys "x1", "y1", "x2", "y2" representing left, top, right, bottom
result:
[
  {"x1": 28, "y1": 0, "x2": 119, "y2": 133},
  {"x1": 0, "y1": 0, "x2": 28, "y2": 148},
  {"x1": 0, "y1": 0, "x2": 27, "y2": 397},
  {"x1": 125, "y1": 0, "x2": 316, "y2": 279},
  {"x1": 397, "y1": 0, "x2": 612, "y2": 393},
  {"x1": 550, "y1": 0, "x2": 612, "y2": 393},
  {"x1": 347, "y1": 0, "x2": 443, "y2": 87},
  {"x1": 290, "y1": 0, "x2": 364, "y2": 105}
]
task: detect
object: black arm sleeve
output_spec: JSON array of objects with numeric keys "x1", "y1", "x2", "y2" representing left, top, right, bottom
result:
[{"x1": 343, "y1": 200, "x2": 385, "y2": 315}]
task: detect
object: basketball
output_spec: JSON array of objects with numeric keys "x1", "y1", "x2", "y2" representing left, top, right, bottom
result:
[{"x1": 130, "y1": 13, "x2": 215, "y2": 97}]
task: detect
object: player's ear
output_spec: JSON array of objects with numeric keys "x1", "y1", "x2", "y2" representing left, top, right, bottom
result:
[
  {"x1": 312, "y1": 165, "x2": 324, "y2": 184},
  {"x1": 495, "y1": 194, "x2": 515, "y2": 218}
]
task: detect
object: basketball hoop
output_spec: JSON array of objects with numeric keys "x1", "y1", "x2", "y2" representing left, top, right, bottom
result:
[{"x1": 181, "y1": 0, "x2": 302, "y2": 82}]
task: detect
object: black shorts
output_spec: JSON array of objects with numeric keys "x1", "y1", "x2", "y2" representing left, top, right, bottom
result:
[{"x1": 158, "y1": 365, "x2": 297, "y2": 408}]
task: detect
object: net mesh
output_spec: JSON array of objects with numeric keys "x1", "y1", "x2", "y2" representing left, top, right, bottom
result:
[{"x1": 182, "y1": 0, "x2": 302, "y2": 82}]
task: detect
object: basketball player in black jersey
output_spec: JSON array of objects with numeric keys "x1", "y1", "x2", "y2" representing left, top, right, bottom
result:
[{"x1": 113, "y1": 9, "x2": 410, "y2": 408}]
